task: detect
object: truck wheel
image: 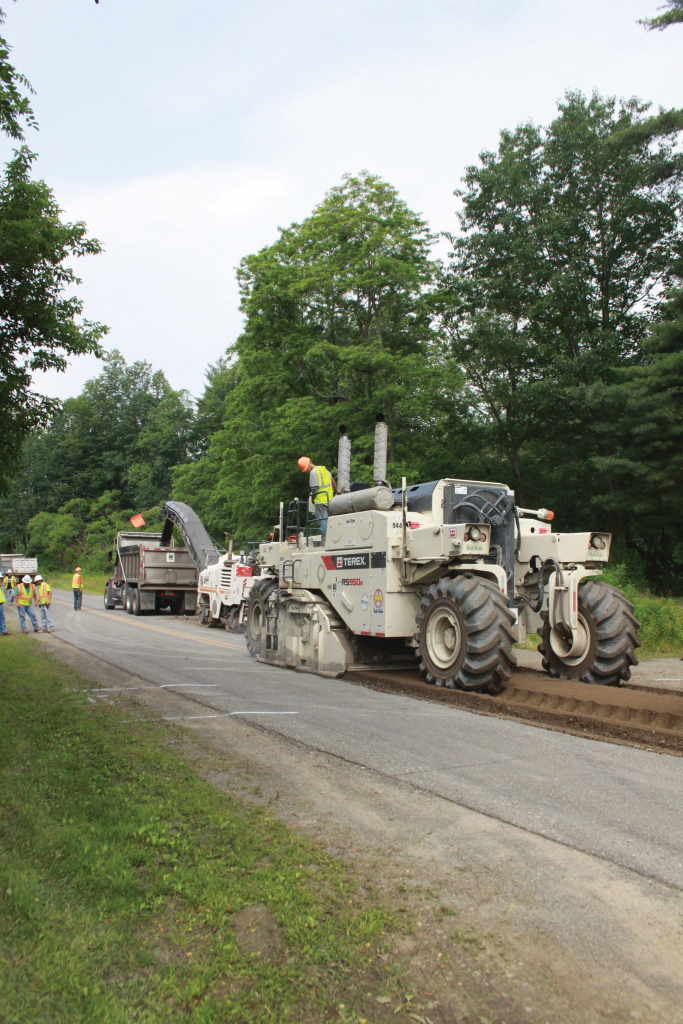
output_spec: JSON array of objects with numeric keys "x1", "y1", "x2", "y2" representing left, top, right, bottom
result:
[
  {"x1": 538, "y1": 581, "x2": 640, "y2": 686},
  {"x1": 125, "y1": 586, "x2": 134, "y2": 614},
  {"x1": 246, "y1": 579, "x2": 277, "y2": 657},
  {"x1": 415, "y1": 575, "x2": 515, "y2": 695},
  {"x1": 104, "y1": 586, "x2": 116, "y2": 610},
  {"x1": 132, "y1": 588, "x2": 142, "y2": 616},
  {"x1": 170, "y1": 595, "x2": 184, "y2": 615}
]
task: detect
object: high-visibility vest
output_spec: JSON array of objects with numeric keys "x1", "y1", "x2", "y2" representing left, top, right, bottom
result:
[
  {"x1": 37, "y1": 582, "x2": 52, "y2": 605},
  {"x1": 17, "y1": 583, "x2": 34, "y2": 606},
  {"x1": 0, "y1": 587, "x2": 5, "y2": 604},
  {"x1": 312, "y1": 465, "x2": 333, "y2": 504},
  {"x1": 72, "y1": 573, "x2": 82, "y2": 589}
]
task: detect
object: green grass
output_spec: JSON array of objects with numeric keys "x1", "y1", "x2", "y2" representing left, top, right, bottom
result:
[
  {"x1": 0, "y1": 638, "x2": 395, "y2": 1023},
  {"x1": 41, "y1": 570, "x2": 109, "y2": 596}
]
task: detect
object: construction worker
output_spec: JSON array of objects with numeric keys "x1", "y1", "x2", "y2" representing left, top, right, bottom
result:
[
  {"x1": 72, "y1": 567, "x2": 83, "y2": 610},
  {"x1": 0, "y1": 578, "x2": 7, "y2": 635},
  {"x1": 34, "y1": 574, "x2": 54, "y2": 632},
  {"x1": 16, "y1": 575, "x2": 39, "y2": 633},
  {"x1": 298, "y1": 457, "x2": 337, "y2": 541},
  {"x1": 3, "y1": 573, "x2": 16, "y2": 604}
]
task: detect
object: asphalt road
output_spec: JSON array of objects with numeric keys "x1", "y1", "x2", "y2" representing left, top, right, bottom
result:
[{"x1": 43, "y1": 590, "x2": 683, "y2": 890}]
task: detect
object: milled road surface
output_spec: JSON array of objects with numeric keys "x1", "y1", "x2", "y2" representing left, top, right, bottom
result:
[{"x1": 46, "y1": 590, "x2": 683, "y2": 891}]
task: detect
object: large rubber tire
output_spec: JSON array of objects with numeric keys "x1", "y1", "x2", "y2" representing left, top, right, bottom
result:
[
  {"x1": 538, "y1": 580, "x2": 640, "y2": 686},
  {"x1": 132, "y1": 588, "x2": 142, "y2": 616},
  {"x1": 125, "y1": 586, "x2": 134, "y2": 614},
  {"x1": 415, "y1": 575, "x2": 516, "y2": 695},
  {"x1": 245, "y1": 579, "x2": 277, "y2": 658},
  {"x1": 170, "y1": 594, "x2": 184, "y2": 615},
  {"x1": 104, "y1": 586, "x2": 116, "y2": 610}
]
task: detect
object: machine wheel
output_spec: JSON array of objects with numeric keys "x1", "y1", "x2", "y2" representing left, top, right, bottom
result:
[
  {"x1": 104, "y1": 586, "x2": 116, "y2": 610},
  {"x1": 125, "y1": 586, "x2": 134, "y2": 614},
  {"x1": 538, "y1": 581, "x2": 640, "y2": 686},
  {"x1": 132, "y1": 588, "x2": 142, "y2": 616},
  {"x1": 198, "y1": 602, "x2": 211, "y2": 627},
  {"x1": 415, "y1": 575, "x2": 515, "y2": 695},
  {"x1": 245, "y1": 579, "x2": 277, "y2": 657},
  {"x1": 226, "y1": 605, "x2": 246, "y2": 633}
]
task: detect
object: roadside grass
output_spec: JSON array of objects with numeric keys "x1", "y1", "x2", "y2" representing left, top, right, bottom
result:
[
  {"x1": 43, "y1": 570, "x2": 109, "y2": 596},
  {"x1": 0, "y1": 638, "x2": 397, "y2": 1023}
]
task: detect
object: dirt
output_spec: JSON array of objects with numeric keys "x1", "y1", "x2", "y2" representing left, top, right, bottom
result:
[{"x1": 44, "y1": 637, "x2": 683, "y2": 1024}]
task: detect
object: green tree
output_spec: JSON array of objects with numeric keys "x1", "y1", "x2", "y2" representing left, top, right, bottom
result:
[
  {"x1": 439, "y1": 91, "x2": 683, "y2": 526},
  {"x1": 0, "y1": 5, "x2": 37, "y2": 140},
  {"x1": 174, "y1": 172, "x2": 456, "y2": 539},
  {"x1": 641, "y1": 0, "x2": 683, "y2": 30},
  {"x1": 590, "y1": 264, "x2": 683, "y2": 588}
]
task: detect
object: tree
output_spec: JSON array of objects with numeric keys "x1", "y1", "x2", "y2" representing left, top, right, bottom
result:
[
  {"x1": 590, "y1": 263, "x2": 683, "y2": 588},
  {"x1": 439, "y1": 91, "x2": 683, "y2": 526},
  {"x1": 641, "y1": 0, "x2": 683, "y2": 30},
  {"x1": 173, "y1": 172, "x2": 456, "y2": 540},
  {"x1": 0, "y1": 148, "x2": 108, "y2": 486},
  {"x1": 0, "y1": 5, "x2": 37, "y2": 140}
]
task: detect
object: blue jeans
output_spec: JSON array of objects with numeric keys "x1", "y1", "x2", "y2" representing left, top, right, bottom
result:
[
  {"x1": 39, "y1": 605, "x2": 54, "y2": 631},
  {"x1": 315, "y1": 502, "x2": 329, "y2": 540},
  {"x1": 0, "y1": 603, "x2": 6, "y2": 634},
  {"x1": 18, "y1": 604, "x2": 39, "y2": 632},
  {"x1": 73, "y1": 588, "x2": 82, "y2": 610}
]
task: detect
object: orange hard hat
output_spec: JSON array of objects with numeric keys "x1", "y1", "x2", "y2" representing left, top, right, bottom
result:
[{"x1": 298, "y1": 457, "x2": 311, "y2": 472}]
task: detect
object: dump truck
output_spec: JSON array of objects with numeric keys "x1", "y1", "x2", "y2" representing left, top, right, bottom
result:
[
  {"x1": 1, "y1": 554, "x2": 38, "y2": 578},
  {"x1": 104, "y1": 530, "x2": 198, "y2": 615},
  {"x1": 245, "y1": 419, "x2": 641, "y2": 693}
]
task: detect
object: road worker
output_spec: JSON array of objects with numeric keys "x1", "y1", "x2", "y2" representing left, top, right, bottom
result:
[
  {"x1": 72, "y1": 567, "x2": 83, "y2": 610},
  {"x1": 0, "y1": 578, "x2": 7, "y2": 636},
  {"x1": 16, "y1": 575, "x2": 39, "y2": 633},
  {"x1": 298, "y1": 456, "x2": 337, "y2": 541},
  {"x1": 34, "y1": 574, "x2": 54, "y2": 633},
  {"x1": 3, "y1": 573, "x2": 16, "y2": 604}
]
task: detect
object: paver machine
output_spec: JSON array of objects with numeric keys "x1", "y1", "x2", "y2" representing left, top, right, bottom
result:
[{"x1": 245, "y1": 419, "x2": 640, "y2": 694}]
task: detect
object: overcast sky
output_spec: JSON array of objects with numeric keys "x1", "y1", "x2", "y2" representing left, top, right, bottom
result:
[{"x1": 3, "y1": 0, "x2": 681, "y2": 401}]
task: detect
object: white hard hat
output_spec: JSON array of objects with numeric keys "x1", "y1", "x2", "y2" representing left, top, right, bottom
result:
[
  {"x1": 22, "y1": 575, "x2": 32, "y2": 583},
  {"x1": 34, "y1": 574, "x2": 43, "y2": 582}
]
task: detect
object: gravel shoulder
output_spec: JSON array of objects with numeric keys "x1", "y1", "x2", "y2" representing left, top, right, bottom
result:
[{"x1": 41, "y1": 635, "x2": 683, "y2": 1024}]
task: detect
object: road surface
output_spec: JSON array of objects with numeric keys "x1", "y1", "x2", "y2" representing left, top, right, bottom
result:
[{"x1": 43, "y1": 590, "x2": 683, "y2": 890}]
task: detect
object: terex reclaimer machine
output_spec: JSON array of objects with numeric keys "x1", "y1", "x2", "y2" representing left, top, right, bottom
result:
[{"x1": 245, "y1": 418, "x2": 641, "y2": 693}]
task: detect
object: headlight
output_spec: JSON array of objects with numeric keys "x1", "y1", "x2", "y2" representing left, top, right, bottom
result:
[
  {"x1": 590, "y1": 535, "x2": 606, "y2": 550},
  {"x1": 468, "y1": 526, "x2": 483, "y2": 542}
]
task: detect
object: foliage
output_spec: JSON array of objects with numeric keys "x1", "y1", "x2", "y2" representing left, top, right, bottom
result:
[
  {"x1": 174, "y1": 171, "x2": 456, "y2": 540},
  {"x1": 0, "y1": 149, "x2": 108, "y2": 487},
  {"x1": 0, "y1": 639, "x2": 395, "y2": 1023},
  {"x1": 0, "y1": 4, "x2": 37, "y2": 141},
  {"x1": 0, "y1": 351, "x2": 196, "y2": 565},
  {"x1": 640, "y1": 0, "x2": 683, "y2": 30},
  {"x1": 438, "y1": 91, "x2": 683, "y2": 541}
]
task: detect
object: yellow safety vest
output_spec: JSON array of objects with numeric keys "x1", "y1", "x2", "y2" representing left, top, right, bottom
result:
[
  {"x1": 72, "y1": 573, "x2": 82, "y2": 589},
  {"x1": 0, "y1": 587, "x2": 5, "y2": 604},
  {"x1": 17, "y1": 583, "x2": 33, "y2": 606},
  {"x1": 37, "y1": 582, "x2": 52, "y2": 605},
  {"x1": 312, "y1": 465, "x2": 333, "y2": 504}
]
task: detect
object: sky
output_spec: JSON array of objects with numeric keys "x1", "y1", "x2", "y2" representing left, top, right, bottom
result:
[{"x1": 2, "y1": 0, "x2": 681, "y2": 401}]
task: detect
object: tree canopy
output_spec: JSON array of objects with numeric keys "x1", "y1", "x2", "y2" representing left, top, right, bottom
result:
[
  {"x1": 0, "y1": 10, "x2": 107, "y2": 490},
  {"x1": 641, "y1": 0, "x2": 683, "y2": 30}
]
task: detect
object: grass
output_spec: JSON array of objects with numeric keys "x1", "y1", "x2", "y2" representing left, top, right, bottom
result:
[
  {"x1": 0, "y1": 637, "x2": 396, "y2": 1023},
  {"x1": 40, "y1": 570, "x2": 109, "y2": 596}
]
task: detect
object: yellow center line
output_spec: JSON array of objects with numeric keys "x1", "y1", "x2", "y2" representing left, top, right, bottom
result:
[{"x1": 53, "y1": 599, "x2": 246, "y2": 652}]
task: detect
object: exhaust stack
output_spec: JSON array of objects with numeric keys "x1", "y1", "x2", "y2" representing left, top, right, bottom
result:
[
  {"x1": 373, "y1": 414, "x2": 389, "y2": 487},
  {"x1": 337, "y1": 424, "x2": 351, "y2": 494}
]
